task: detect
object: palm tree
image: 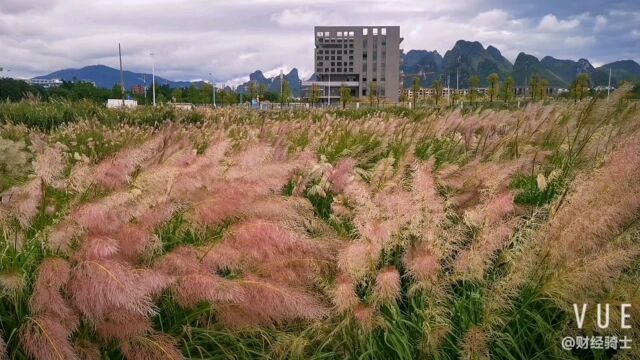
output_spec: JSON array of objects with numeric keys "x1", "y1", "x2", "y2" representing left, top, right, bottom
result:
[
  {"x1": 432, "y1": 80, "x2": 443, "y2": 106},
  {"x1": 310, "y1": 83, "x2": 321, "y2": 107},
  {"x1": 281, "y1": 80, "x2": 292, "y2": 105},
  {"x1": 539, "y1": 79, "x2": 550, "y2": 100},
  {"x1": 249, "y1": 82, "x2": 258, "y2": 102},
  {"x1": 530, "y1": 73, "x2": 541, "y2": 101},
  {"x1": 339, "y1": 83, "x2": 351, "y2": 109},
  {"x1": 502, "y1": 76, "x2": 515, "y2": 102},
  {"x1": 469, "y1": 75, "x2": 480, "y2": 105},
  {"x1": 411, "y1": 76, "x2": 421, "y2": 109},
  {"x1": 487, "y1": 73, "x2": 500, "y2": 103},
  {"x1": 575, "y1": 73, "x2": 590, "y2": 101},
  {"x1": 368, "y1": 82, "x2": 378, "y2": 108}
]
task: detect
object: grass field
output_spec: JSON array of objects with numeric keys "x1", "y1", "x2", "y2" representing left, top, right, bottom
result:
[{"x1": 0, "y1": 86, "x2": 639, "y2": 359}]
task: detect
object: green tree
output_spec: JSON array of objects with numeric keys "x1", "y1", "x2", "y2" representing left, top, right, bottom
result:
[
  {"x1": 310, "y1": 83, "x2": 321, "y2": 107},
  {"x1": 368, "y1": 81, "x2": 378, "y2": 107},
  {"x1": 339, "y1": 83, "x2": 351, "y2": 109},
  {"x1": 530, "y1": 73, "x2": 541, "y2": 101},
  {"x1": 432, "y1": 80, "x2": 443, "y2": 106},
  {"x1": 249, "y1": 82, "x2": 258, "y2": 102},
  {"x1": 573, "y1": 73, "x2": 590, "y2": 102},
  {"x1": 411, "y1": 76, "x2": 421, "y2": 108},
  {"x1": 281, "y1": 80, "x2": 292, "y2": 105},
  {"x1": 538, "y1": 79, "x2": 550, "y2": 100},
  {"x1": 469, "y1": 75, "x2": 480, "y2": 105},
  {"x1": 258, "y1": 84, "x2": 267, "y2": 104},
  {"x1": 487, "y1": 73, "x2": 500, "y2": 103},
  {"x1": 502, "y1": 76, "x2": 515, "y2": 102}
]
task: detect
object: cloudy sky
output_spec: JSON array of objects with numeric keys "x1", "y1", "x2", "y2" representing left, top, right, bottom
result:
[{"x1": 1, "y1": 0, "x2": 639, "y2": 84}]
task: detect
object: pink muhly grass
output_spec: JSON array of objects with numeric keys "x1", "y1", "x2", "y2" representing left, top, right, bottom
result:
[
  {"x1": 233, "y1": 144, "x2": 274, "y2": 170},
  {"x1": 353, "y1": 304, "x2": 377, "y2": 331},
  {"x1": 33, "y1": 145, "x2": 66, "y2": 186},
  {"x1": 373, "y1": 267, "x2": 401, "y2": 304},
  {"x1": 135, "y1": 202, "x2": 181, "y2": 230},
  {"x1": 73, "y1": 203, "x2": 126, "y2": 236},
  {"x1": 548, "y1": 138, "x2": 640, "y2": 261},
  {"x1": 216, "y1": 277, "x2": 328, "y2": 328},
  {"x1": 482, "y1": 192, "x2": 515, "y2": 225},
  {"x1": 460, "y1": 326, "x2": 490, "y2": 360},
  {"x1": 95, "y1": 312, "x2": 154, "y2": 341},
  {"x1": 329, "y1": 158, "x2": 356, "y2": 193},
  {"x1": 412, "y1": 160, "x2": 445, "y2": 224},
  {"x1": 67, "y1": 259, "x2": 162, "y2": 321},
  {"x1": 93, "y1": 132, "x2": 173, "y2": 190},
  {"x1": 337, "y1": 241, "x2": 375, "y2": 281},
  {"x1": 120, "y1": 333, "x2": 184, "y2": 360},
  {"x1": 113, "y1": 224, "x2": 155, "y2": 261},
  {"x1": 67, "y1": 163, "x2": 94, "y2": 193},
  {"x1": 220, "y1": 220, "x2": 321, "y2": 266},
  {"x1": 171, "y1": 273, "x2": 244, "y2": 308},
  {"x1": 47, "y1": 221, "x2": 83, "y2": 253},
  {"x1": 190, "y1": 188, "x2": 253, "y2": 227},
  {"x1": 404, "y1": 246, "x2": 440, "y2": 282},
  {"x1": 357, "y1": 220, "x2": 391, "y2": 252},
  {"x1": 73, "y1": 339, "x2": 101, "y2": 360},
  {"x1": 29, "y1": 258, "x2": 79, "y2": 333},
  {"x1": 0, "y1": 335, "x2": 6, "y2": 360},
  {"x1": 0, "y1": 271, "x2": 25, "y2": 295},
  {"x1": 0, "y1": 178, "x2": 42, "y2": 228},
  {"x1": 333, "y1": 273, "x2": 359, "y2": 313},
  {"x1": 20, "y1": 316, "x2": 78, "y2": 360},
  {"x1": 154, "y1": 246, "x2": 203, "y2": 276},
  {"x1": 74, "y1": 235, "x2": 120, "y2": 261}
]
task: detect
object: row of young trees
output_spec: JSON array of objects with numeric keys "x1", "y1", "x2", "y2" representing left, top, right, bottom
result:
[
  {"x1": 0, "y1": 78, "x2": 298, "y2": 106},
  {"x1": 406, "y1": 71, "x2": 596, "y2": 107}
]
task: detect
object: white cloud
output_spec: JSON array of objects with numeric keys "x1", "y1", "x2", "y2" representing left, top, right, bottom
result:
[
  {"x1": 271, "y1": 8, "x2": 329, "y2": 28},
  {"x1": 594, "y1": 15, "x2": 607, "y2": 31},
  {"x1": 563, "y1": 35, "x2": 596, "y2": 48},
  {"x1": 538, "y1": 14, "x2": 580, "y2": 32},
  {"x1": 0, "y1": 0, "x2": 638, "y2": 81},
  {"x1": 473, "y1": 9, "x2": 510, "y2": 27}
]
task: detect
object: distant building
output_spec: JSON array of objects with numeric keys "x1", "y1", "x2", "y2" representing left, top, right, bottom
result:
[
  {"x1": 28, "y1": 78, "x2": 63, "y2": 88},
  {"x1": 302, "y1": 26, "x2": 403, "y2": 104},
  {"x1": 132, "y1": 84, "x2": 146, "y2": 96},
  {"x1": 171, "y1": 102, "x2": 194, "y2": 110},
  {"x1": 106, "y1": 99, "x2": 137, "y2": 108}
]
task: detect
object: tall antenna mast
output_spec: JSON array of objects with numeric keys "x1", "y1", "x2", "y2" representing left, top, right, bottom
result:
[
  {"x1": 119, "y1": 43, "x2": 125, "y2": 107},
  {"x1": 607, "y1": 67, "x2": 612, "y2": 101}
]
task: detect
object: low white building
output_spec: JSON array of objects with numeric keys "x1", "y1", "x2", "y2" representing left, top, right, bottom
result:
[
  {"x1": 28, "y1": 78, "x2": 63, "y2": 88},
  {"x1": 106, "y1": 99, "x2": 138, "y2": 108}
]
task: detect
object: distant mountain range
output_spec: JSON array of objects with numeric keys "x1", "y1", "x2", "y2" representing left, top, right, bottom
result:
[
  {"x1": 34, "y1": 64, "x2": 196, "y2": 90},
  {"x1": 403, "y1": 40, "x2": 640, "y2": 88},
  {"x1": 34, "y1": 40, "x2": 640, "y2": 93},
  {"x1": 235, "y1": 69, "x2": 303, "y2": 97}
]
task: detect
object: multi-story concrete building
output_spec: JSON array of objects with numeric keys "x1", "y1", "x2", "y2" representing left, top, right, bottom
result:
[{"x1": 303, "y1": 26, "x2": 403, "y2": 104}]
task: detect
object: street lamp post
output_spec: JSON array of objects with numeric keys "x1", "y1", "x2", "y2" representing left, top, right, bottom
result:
[
  {"x1": 209, "y1": 73, "x2": 216, "y2": 108},
  {"x1": 150, "y1": 52, "x2": 156, "y2": 106}
]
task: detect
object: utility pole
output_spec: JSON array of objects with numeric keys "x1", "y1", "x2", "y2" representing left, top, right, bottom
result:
[
  {"x1": 280, "y1": 69, "x2": 284, "y2": 107},
  {"x1": 447, "y1": 74, "x2": 450, "y2": 105},
  {"x1": 209, "y1": 73, "x2": 216, "y2": 108},
  {"x1": 607, "y1": 67, "x2": 612, "y2": 101},
  {"x1": 327, "y1": 73, "x2": 331, "y2": 108},
  {"x1": 456, "y1": 55, "x2": 460, "y2": 101},
  {"x1": 118, "y1": 43, "x2": 125, "y2": 107},
  {"x1": 150, "y1": 52, "x2": 156, "y2": 106}
]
